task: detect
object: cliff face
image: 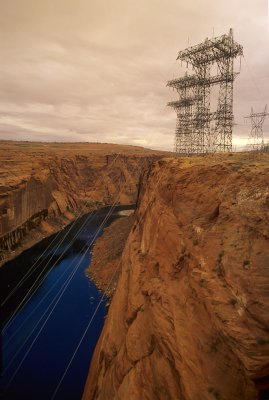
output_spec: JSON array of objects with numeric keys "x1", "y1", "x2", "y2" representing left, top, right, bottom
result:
[
  {"x1": 83, "y1": 153, "x2": 269, "y2": 400},
  {"x1": 0, "y1": 141, "x2": 166, "y2": 265}
]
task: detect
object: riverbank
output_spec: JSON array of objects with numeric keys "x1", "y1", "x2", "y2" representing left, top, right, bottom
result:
[{"x1": 87, "y1": 212, "x2": 135, "y2": 298}]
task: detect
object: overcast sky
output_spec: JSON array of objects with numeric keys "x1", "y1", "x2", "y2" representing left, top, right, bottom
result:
[{"x1": 0, "y1": 0, "x2": 268, "y2": 150}]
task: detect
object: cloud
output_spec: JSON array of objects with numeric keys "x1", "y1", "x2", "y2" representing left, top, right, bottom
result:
[{"x1": 0, "y1": 0, "x2": 268, "y2": 150}]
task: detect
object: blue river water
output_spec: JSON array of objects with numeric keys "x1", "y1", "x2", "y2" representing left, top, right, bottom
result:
[{"x1": 0, "y1": 205, "x2": 132, "y2": 399}]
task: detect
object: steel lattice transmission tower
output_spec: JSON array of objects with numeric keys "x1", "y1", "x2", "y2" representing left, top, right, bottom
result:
[
  {"x1": 167, "y1": 29, "x2": 243, "y2": 155},
  {"x1": 245, "y1": 105, "x2": 269, "y2": 150}
]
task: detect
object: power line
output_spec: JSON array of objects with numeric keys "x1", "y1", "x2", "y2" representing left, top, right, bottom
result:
[
  {"x1": 3, "y1": 154, "x2": 145, "y2": 391},
  {"x1": 3, "y1": 202, "x2": 120, "y2": 389},
  {"x1": 3, "y1": 210, "x2": 97, "y2": 349},
  {"x1": 50, "y1": 250, "x2": 120, "y2": 400},
  {"x1": 2, "y1": 155, "x2": 124, "y2": 331},
  {"x1": 50, "y1": 157, "x2": 172, "y2": 399},
  {"x1": 3, "y1": 204, "x2": 117, "y2": 376},
  {"x1": 1, "y1": 154, "x2": 121, "y2": 307},
  {"x1": 3, "y1": 155, "x2": 133, "y2": 347},
  {"x1": 3, "y1": 207, "x2": 99, "y2": 334}
]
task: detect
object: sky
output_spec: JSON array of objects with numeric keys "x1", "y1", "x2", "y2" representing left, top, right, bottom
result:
[{"x1": 0, "y1": 0, "x2": 268, "y2": 151}]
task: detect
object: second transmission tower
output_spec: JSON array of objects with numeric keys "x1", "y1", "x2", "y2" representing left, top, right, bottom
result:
[{"x1": 245, "y1": 105, "x2": 269, "y2": 150}]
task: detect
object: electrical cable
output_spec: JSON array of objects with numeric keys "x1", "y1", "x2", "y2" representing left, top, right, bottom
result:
[
  {"x1": 49, "y1": 156, "x2": 171, "y2": 399},
  {"x1": 2, "y1": 156, "x2": 143, "y2": 390},
  {"x1": 2, "y1": 154, "x2": 122, "y2": 332},
  {"x1": 3, "y1": 203, "x2": 117, "y2": 375},
  {"x1": 1, "y1": 153, "x2": 121, "y2": 307}
]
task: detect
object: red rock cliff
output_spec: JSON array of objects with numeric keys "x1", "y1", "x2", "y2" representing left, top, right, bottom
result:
[
  {"x1": 0, "y1": 141, "x2": 166, "y2": 265},
  {"x1": 83, "y1": 153, "x2": 269, "y2": 400}
]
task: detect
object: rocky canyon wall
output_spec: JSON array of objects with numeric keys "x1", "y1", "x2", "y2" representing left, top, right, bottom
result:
[
  {"x1": 0, "y1": 141, "x2": 166, "y2": 265},
  {"x1": 83, "y1": 153, "x2": 269, "y2": 400}
]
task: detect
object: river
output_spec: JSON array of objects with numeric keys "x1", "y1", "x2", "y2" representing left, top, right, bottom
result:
[{"x1": 0, "y1": 205, "x2": 133, "y2": 400}]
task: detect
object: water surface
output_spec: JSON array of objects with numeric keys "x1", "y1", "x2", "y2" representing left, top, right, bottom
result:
[{"x1": 0, "y1": 205, "x2": 133, "y2": 399}]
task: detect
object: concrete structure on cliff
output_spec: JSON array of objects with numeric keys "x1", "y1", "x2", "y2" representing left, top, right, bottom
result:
[{"x1": 167, "y1": 29, "x2": 243, "y2": 155}]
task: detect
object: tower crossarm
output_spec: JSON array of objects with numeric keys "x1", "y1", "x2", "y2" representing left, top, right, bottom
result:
[
  {"x1": 244, "y1": 112, "x2": 269, "y2": 119},
  {"x1": 177, "y1": 31, "x2": 243, "y2": 66},
  {"x1": 167, "y1": 72, "x2": 239, "y2": 90}
]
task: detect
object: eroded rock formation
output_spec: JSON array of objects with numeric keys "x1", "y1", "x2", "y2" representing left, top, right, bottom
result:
[
  {"x1": 84, "y1": 153, "x2": 269, "y2": 400},
  {"x1": 0, "y1": 141, "x2": 165, "y2": 265}
]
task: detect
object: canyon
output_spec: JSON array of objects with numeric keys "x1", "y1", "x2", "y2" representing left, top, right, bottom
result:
[
  {"x1": 1, "y1": 142, "x2": 269, "y2": 399},
  {"x1": 0, "y1": 141, "x2": 165, "y2": 266},
  {"x1": 84, "y1": 152, "x2": 269, "y2": 400}
]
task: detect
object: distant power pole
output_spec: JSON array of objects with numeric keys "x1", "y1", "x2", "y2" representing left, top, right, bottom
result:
[
  {"x1": 244, "y1": 105, "x2": 269, "y2": 150},
  {"x1": 167, "y1": 28, "x2": 243, "y2": 155}
]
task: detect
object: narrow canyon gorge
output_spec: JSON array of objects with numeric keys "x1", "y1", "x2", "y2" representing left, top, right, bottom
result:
[
  {"x1": 1, "y1": 142, "x2": 269, "y2": 400},
  {"x1": 84, "y1": 152, "x2": 269, "y2": 400},
  {"x1": 0, "y1": 141, "x2": 165, "y2": 266}
]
